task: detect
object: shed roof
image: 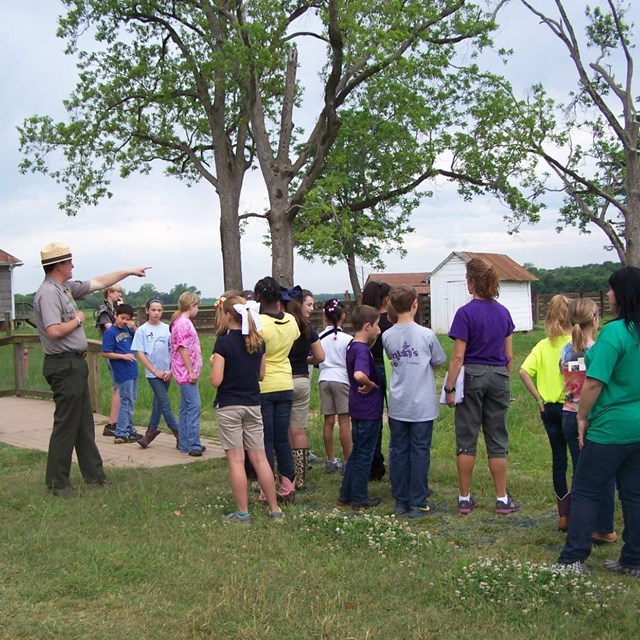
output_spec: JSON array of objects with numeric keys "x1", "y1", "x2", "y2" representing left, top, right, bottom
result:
[
  {"x1": 0, "y1": 250, "x2": 23, "y2": 268},
  {"x1": 365, "y1": 272, "x2": 431, "y2": 295},
  {"x1": 430, "y1": 252, "x2": 537, "y2": 282}
]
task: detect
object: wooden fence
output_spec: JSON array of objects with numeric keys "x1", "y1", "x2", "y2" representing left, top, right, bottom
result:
[
  {"x1": 0, "y1": 315, "x2": 105, "y2": 413},
  {"x1": 531, "y1": 291, "x2": 610, "y2": 324}
]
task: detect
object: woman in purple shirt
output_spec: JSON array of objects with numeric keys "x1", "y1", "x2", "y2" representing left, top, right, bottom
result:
[{"x1": 444, "y1": 258, "x2": 520, "y2": 516}]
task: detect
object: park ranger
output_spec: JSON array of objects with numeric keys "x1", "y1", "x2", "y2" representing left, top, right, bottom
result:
[{"x1": 33, "y1": 241, "x2": 150, "y2": 496}]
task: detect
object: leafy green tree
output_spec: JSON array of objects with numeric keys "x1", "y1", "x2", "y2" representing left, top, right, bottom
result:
[
  {"x1": 486, "y1": 1, "x2": 640, "y2": 264},
  {"x1": 19, "y1": 0, "x2": 517, "y2": 288},
  {"x1": 525, "y1": 261, "x2": 622, "y2": 293},
  {"x1": 294, "y1": 104, "x2": 418, "y2": 299},
  {"x1": 121, "y1": 283, "x2": 161, "y2": 308},
  {"x1": 19, "y1": 0, "x2": 252, "y2": 290},
  {"x1": 166, "y1": 283, "x2": 201, "y2": 305},
  {"x1": 293, "y1": 41, "x2": 547, "y2": 297}
]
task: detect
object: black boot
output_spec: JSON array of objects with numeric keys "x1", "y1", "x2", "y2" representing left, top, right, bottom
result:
[
  {"x1": 138, "y1": 427, "x2": 160, "y2": 449},
  {"x1": 170, "y1": 427, "x2": 180, "y2": 449}
]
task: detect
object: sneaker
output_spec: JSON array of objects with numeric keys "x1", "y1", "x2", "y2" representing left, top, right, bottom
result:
[
  {"x1": 325, "y1": 459, "x2": 343, "y2": 474},
  {"x1": 129, "y1": 431, "x2": 144, "y2": 441},
  {"x1": 102, "y1": 424, "x2": 116, "y2": 437},
  {"x1": 407, "y1": 503, "x2": 436, "y2": 519},
  {"x1": 592, "y1": 531, "x2": 618, "y2": 544},
  {"x1": 458, "y1": 496, "x2": 478, "y2": 515},
  {"x1": 553, "y1": 561, "x2": 584, "y2": 575},
  {"x1": 269, "y1": 511, "x2": 285, "y2": 520},
  {"x1": 603, "y1": 560, "x2": 640, "y2": 578},
  {"x1": 223, "y1": 512, "x2": 251, "y2": 525},
  {"x1": 352, "y1": 497, "x2": 381, "y2": 511},
  {"x1": 308, "y1": 451, "x2": 323, "y2": 464},
  {"x1": 114, "y1": 434, "x2": 141, "y2": 444},
  {"x1": 395, "y1": 503, "x2": 410, "y2": 515},
  {"x1": 495, "y1": 495, "x2": 522, "y2": 515}
]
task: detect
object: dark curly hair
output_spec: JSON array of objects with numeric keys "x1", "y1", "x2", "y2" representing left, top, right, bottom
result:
[{"x1": 254, "y1": 276, "x2": 280, "y2": 304}]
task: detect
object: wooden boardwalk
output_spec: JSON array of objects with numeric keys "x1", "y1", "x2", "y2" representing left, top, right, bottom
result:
[{"x1": 0, "y1": 396, "x2": 224, "y2": 468}]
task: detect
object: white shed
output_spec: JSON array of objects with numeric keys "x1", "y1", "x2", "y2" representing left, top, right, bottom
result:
[{"x1": 429, "y1": 252, "x2": 537, "y2": 333}]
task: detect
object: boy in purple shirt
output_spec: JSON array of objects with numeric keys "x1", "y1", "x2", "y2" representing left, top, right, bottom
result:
[{"x1": 338, "y1": 305, "x2": 383, "y2": 511}]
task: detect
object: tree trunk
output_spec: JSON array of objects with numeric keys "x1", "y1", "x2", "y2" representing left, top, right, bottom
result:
[
  {"x1": 218, "y1": 187, "x2": 243, "y2": 291},
  {"x1": 268, "y1": 204, "x2": 295, "y2": 287},
  {"x1": 624, "y1": 146, "x2": 640, "y2": 267},
  {"x1": 346, "y1": 250, "x2": 362, "y2": 302}
]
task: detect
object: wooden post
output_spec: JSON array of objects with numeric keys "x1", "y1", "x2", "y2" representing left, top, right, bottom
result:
[
  {"x1": 13, "y1": 339, "x2": 25, "y2": 396},
  {"x1": 4, "y1": 311, "x2": 11, "y2": 337},
  {"x1": 86, "y1": 342, "x2": 103, "y2": 414}
]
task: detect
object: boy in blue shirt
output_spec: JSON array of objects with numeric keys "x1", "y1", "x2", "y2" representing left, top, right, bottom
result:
[
  {"x1": 338, "y1": 305, "x2": 383, "y2": 511},
  {"x1": 101, "y1": 304, "x2": 143, "y2": 444},
  {"x1": 382, "y1": 285, "x2": 446, "y2": 518}
]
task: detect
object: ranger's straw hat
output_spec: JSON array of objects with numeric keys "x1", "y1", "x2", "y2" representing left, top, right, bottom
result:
[{"x1": 40, "y1": 242, "x2": 73, "y2": 267}]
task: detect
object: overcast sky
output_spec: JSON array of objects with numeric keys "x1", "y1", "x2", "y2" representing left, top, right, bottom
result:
[{"x1": 2, "y1": 1, "x2": 637, "y2": 297}]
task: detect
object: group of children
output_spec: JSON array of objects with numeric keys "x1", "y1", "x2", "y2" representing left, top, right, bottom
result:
[
  {"x1": 100, "y1": 278, "x2": 607, "y2": 532},
  {"x1": 519, "y1": 294, "x2": 616, "y2": 542},
  {"x1": 100, "y1": 291, "x2": 206, "y2": 455}
]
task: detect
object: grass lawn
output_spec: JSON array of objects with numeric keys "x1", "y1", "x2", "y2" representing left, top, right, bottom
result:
[{"x1": 1, "y1": 327, "x2": 638, "y2": 639}]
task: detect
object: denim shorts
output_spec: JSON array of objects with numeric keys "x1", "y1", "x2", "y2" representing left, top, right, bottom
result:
[{"x1": 455, "y1": 364, "x2": 510, "y2": 457}]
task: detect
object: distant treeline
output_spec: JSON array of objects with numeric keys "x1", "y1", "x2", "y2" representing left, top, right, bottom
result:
[
  {"x1": 14, "y1": 261, "x2": 623, "y2": 309},
  {"x1": 14, "y1": 284, "x2": 349, "y2": 310},
  {"x1": 524, "y1": 261, "x2": 622, "y2": 294}
]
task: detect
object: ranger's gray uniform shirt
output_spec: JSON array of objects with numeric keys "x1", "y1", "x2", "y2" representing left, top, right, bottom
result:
[{"x1": 33, "y1": 278, "x2": 91, "y2": 354}]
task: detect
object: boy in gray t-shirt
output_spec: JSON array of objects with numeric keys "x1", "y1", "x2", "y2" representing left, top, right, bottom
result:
[{"x1": 382, "y1": 285, "x2": 446, "y2": 518}]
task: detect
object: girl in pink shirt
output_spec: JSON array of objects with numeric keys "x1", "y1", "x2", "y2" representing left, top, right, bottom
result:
[{"x1": 170, "y1": 292, "x2": 205, "y2": 456}]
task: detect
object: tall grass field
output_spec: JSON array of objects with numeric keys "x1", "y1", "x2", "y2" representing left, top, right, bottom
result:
[{"x1": 0, "y1": 326, "x2": 638, "y2": 639}]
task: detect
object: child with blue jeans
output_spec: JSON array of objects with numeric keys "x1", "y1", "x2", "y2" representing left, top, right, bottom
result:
[
  {"x1": 338, "y1": 305, "x2": 383, "y2": 511},
  {"x1": 101, "y1": 303, "x2": 142, "y2": 444},
  {"x1": 382, "y1": 285, "x2": 446, "y2": 518}
]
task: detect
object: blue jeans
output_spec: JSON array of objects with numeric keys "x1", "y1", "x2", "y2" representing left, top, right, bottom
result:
[
  {"x1": 562, "y1": 411, "x2": 615, "y2": 533},
  {"x1": 339, "y1": 418, "x2": 381, "y2": 505},
  {"x1": 389, "y1": 419, "x2": 433, "y2": 509},
  {"x1": 540, "y1": 403, "x2": 568, "y2": 498},
  {"x1": 559, "y1": 440, "x2": 640, "y2": 568},
  {"x1": 561, "y1": 410, "x2": 581, "y2": 472},
  {"x1": 115, "y1": 378, "x2": 138, "y2": 437},
  {"x1": 260, "y1": 390, "x2": 294, "y2": 480},
  {"x1": 147, "y1": 377, "x2": 178, "y2": 431},
  {"x1": 178, "y1": 382, "x2": 202, "y2": 452}
]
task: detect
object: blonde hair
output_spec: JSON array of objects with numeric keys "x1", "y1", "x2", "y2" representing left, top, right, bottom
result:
[
  {"x1": 221, "y1": 295, "x2": 263, "y2": 354},
  {"x1": 545, "y1": 294, "x2": 570, "y2": 339},
  {"x1": 104, "y1": 285, "x2": 122, "y2": 297},
  {"x1": 568, "y1": 298, "x2": 598, "y2": 353},
  {"x1": 170, "y1": 291, "x2": 201, "y2": 329},
  {"x1": 466, "y1": 258, "x2": 500, "y2": 299},
  {"x1": 214, "y1": 290, "x2": 242, "y2": 336}
]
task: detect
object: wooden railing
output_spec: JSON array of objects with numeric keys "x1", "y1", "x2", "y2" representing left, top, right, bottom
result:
[{"x1": 0, "y1": 319, "x2": 104, "y2": 413}]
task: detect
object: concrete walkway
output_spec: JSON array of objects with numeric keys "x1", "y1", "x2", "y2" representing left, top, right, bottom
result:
[{"x1": 0, "y1": 396, "x2": 224, "y2": 468}]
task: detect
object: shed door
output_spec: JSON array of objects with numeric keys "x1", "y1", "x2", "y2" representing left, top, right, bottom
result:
[{"x1": 445, "y1": 280, "x2": 469, "y2": 330}]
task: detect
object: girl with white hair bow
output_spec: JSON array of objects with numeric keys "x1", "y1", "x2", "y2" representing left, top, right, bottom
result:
[{"x1": 210, "y1": 294, "x2": 283, "y2": 523}]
